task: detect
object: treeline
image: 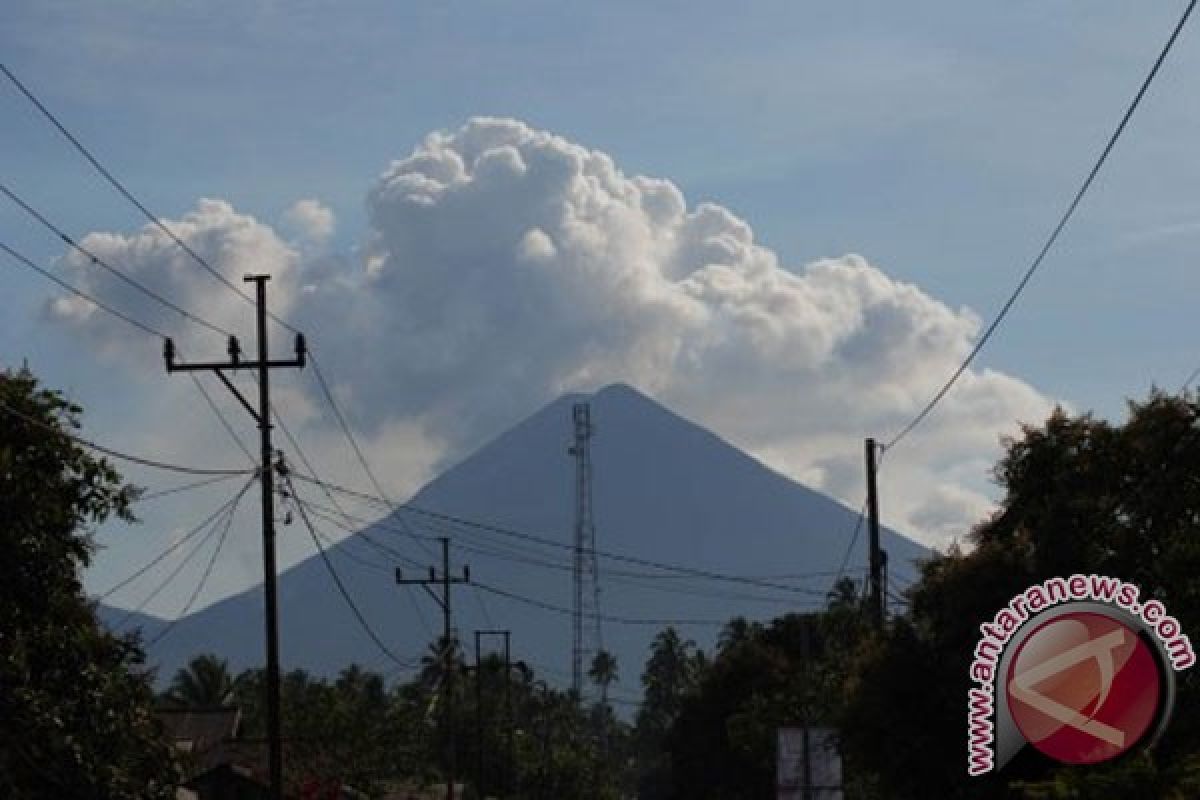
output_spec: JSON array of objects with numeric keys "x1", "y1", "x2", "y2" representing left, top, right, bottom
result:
[
  {"x1": 159, "y1": 581, "x2": 869, "y2": 798},
  {"x1": 161, "y1": 644, "x2": 634, "y2": 798}
]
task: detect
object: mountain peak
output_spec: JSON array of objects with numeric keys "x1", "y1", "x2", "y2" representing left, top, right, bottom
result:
[
  {"x1": 133, "y1": 385, "x2": 927, "y2": 686},
  {"x1": 591, "y1": 382, "x2": 650, "y2": 401}
]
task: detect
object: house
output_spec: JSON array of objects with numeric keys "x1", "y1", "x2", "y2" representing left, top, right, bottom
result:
[{"x1": 158, "y1": 706, "x2": 272, "y2": 799}]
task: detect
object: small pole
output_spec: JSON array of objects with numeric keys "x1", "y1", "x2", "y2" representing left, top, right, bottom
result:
[
  {"x1": 504, "y1": 631, "x2": 513, "y2": 799},
  {"x1": 865, "y1": 438, "x2": 884, "y2": 630},
  {"x1": 395, "y1": 537, "x2": 470, "y2": 800},
  {"x1": 475, "y1": 630, "x2": 484, "y2": 799}
]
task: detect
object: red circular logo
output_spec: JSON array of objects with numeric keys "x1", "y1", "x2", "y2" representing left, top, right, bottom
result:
[{"x1": 1006, "y1": 611, "x2": 1162, "y2": 764}]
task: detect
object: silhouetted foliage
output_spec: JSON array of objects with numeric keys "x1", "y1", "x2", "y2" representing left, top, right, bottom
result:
[
  {"x1": 839, "y1": 391, "x2": 1200, "y2": 798},
  {"x1": 0, "y1": 368, "x2": 176, "y2": 799}
]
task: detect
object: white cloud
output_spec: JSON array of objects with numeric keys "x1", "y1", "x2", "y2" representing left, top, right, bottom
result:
[
  {"x1": 284, "y1": 198, "x2": 336, "y2": 244},
  {"x1": 50, "y1": 198, "x2": 301, "y2": 352},
  {"x1": 50, "y1": 118, "x2": 1058, "y2": 547}
]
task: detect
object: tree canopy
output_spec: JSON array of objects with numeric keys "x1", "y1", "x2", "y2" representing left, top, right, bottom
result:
[
  {"x1": 837, "y1": 392, "x2": 1200, "y2": 798},
  {"x1": 0, "y1": 367, "x2": 176, "y2": 799}
]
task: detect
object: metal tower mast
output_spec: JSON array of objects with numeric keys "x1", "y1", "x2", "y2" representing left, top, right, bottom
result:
[{"x1": 568, "y1": 402, "x2": 601, "y2": 696}]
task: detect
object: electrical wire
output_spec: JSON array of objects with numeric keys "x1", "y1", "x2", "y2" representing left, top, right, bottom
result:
[
  {"x1": 190, "y1": 373, "x2": 258, "y2": 465},
  {"x1": 296, "y1": 495, "x2": 805, "y2": 607},
  {"x1": 280, "y1": 465, "x2": 418, "y2": 668},
  {"x1": 277, "y1": 439, "x2": 435, "y2": 636},
  {"x1": 97, "y1": 476, "x2": 256, "y2": 601},
  {"x1": 1181, "y1": 364, "x2": 1200, "y2": 393},
  {"x1": 139, "y1": 473, "x2": 242, "y2": 501},
  {"x1": 146, "y1": 486, "x2": 245, "y2": 646},
  {"x1": 1, "y1": 238, "x2": 161, "y2": 338},
  {"x1": 471, "y1": 584, "x2": 497, "y2": 629},
  {"x1": 306, "y1": 353, "x2": 435, "y2": 561},
  {"x1": 0, "y1": 395, "x2": 254, "y2": 477},
  {"x1": 112, "y1": 517, "x2": 226, "y2": 629},
  {"x1": 294, "y1": 493, "x2": 771, "y2": 625},
  {"x1": 0, "y1": 182, "x2": 232, "y2": 339},
  {"x1": 885, "y1": 0, "x2": 1199, "y2": 451},
  {"x1": 829, "y1": 500, "x2": 867, "y2": 595},
  {"x1": 111, "y1": 479, "x2": 255, "y2": 629},
  {"x1": 473, "y1": 581, "x2": 727, "y2": 627},
  {"x1": 0, "y1": 239, "x2": 264, "y2": 475},
  {"x1": 3, "y1": 182, "x2": 259, "y2": 472},
  {"x1": 277, "y1": 500, "x2": 437, "y2": 644},
  {"x1": 1, "y1": 234, "x2": 256, "y2": 465},
  {"x1": 3, "y1": 60, "x2": 449, "y2": 604},
  {"x1": 304, "y1": 354, "x2": 452, "y2": 627},
  {"x1": 290, "y1": 493, "x2": 424, "y2": 567},
  {"x1": 0, "y1": 62, "x2": 299, "y2": 335},
  {"x1": 290, "y1": 471, "x2": 834, "y2": 596}
]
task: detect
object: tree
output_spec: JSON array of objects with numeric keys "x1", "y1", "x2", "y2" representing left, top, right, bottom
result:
[
  {"x1": 0, "y1": 367, "x2": 177, "y2": 799},
  {"x1": 164, "y1": 653, "x2": 238, "y2": 707},
  {"x1": 839, "y1": 391, "x2": 1200, "y2": 798},
  {"x1": 662, "y1": 606, "x2": 864, "y2": 800},
  {"x1": 634, "y1": 628, "x2": 708, "y2": 799},
  {"x1": 588, "y1": 649, "x2": 618, "y2": 708}
]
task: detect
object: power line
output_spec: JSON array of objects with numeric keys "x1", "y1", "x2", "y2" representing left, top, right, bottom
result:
[
  {"x1": 272, "y1": 407, "x2": 423, "y2": 569},
  {"x1": 290, "y1": 471, "x2": 833, "y2": 596},
  {"x1": 304, "y1": 355, "x2": 491, "y2": 626},
  {"x1": 401, "y1": 505, "x2": 829, "y2": 596},
  {"x1": 0, "y1": 62, "x2": 299, "y2": 334},
  {"x1": 147, "y1": 485, "x2": 246, "y2": 646},
  {"x1": 471, "y1": 585, "x2": 497, "y2": 629},
  {"x1": 0, "y1": 181, "x2": 232, "y2": 339},
  {"x1": 307, "y1": 354, "x2": 433, "y2": 557},
  {"x1": 111, "y1": 480, "x2": 255, "y2": 628},
  {"x1": 97, "y1": 476, "x2": 256, "y2": 601},
  {"x1": 280, "y1": 465, "x2": 418, "y2": 669},
  {"x1": 139, "y1": 473, "x2": 243, "y2": 501},
  {"x1": 296, "y1": 495, "x2": 806, "y2": 606},
  {"x1": 1181, "y1": 364, "x2": 1200, "y2": 393},
  {"x1": 473, "y1": 581, "x2": 728, "y2": 627},
  {"x1": 190, "y1": 373, "x2": 258, "y2": 465},
  {"x1": 0, "y1": 238, "x2": 264, "y2": 474},
  {"x1": 1, "y1": 238, "x2": 162, "y2": 338},
  {"x1": 293, "y1": 502, "x2": 436, "y2": 644},
  {"x1": 290, "y1": 492, "x2": 425, "y2": 566},
  {"x1": 3, "y1": 61, "x2": 449, "y2": 603},
  {"x1": 0, "y1": 394, "x2": 254, "y2": 477},
  {"x1": 291, "y1": 472, "x2": 835, "y2": 597},
  {"x1": 294, "y1": 492, "x2": 783, "y2": 627},
  {"x1": 885, "y1": 0, "x2": 1198, "y2": 450},
  {"x1": 828, "y1": 500, "x2": 867, "y2": 597},
  {"x1": 285, "y1": 482, "x2": 437, "y2": 638},
  {"x1": 446, "y1": 535, "x2": 803, "y2": 606},
  {"x1": 112, "y1": 521, "x2": 225, "y2": 629}
]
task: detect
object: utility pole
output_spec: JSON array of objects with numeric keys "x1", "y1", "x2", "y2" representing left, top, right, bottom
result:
[
  {"x1": 473, "y1": 629, "x2": 511, "y2": 798},
  {"x1": 865, "y1": 438, "x2": 885, "y2": 630},
  {"x1": 800, "y1": 615, "x2": 813, "y2": 800},
  {"x1": 396, "y1": 537, "x2": 470, "y2": 800},
  {"x1": 165, "y1": 274, "x2": 304, "y2": 800}
]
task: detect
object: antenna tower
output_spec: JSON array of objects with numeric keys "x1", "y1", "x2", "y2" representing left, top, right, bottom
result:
[{"x1": 568, "y1": 402, "x2": 602, "y2": 696}]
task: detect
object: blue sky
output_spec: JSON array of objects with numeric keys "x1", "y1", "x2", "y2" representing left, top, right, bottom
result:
[{"x1": 3, "y1": 1, "x2": 1199, "y2": 612}]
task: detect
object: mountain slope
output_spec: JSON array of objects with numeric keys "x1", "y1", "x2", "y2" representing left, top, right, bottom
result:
[{"x1": 116, "y1": 384, "x2": 927, "y2": 692}]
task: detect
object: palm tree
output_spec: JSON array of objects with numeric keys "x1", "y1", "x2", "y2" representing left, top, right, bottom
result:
[
  {"x1": 418, "y1": 634, "x2": 464, "y2": 694},
  {"x1": 588, "y1": 649, "x2": 618, "y2": 708},
  {"x1": 718, "y1": 616, "x2": 757, "y2": 653},
  {"x1": 164, "y1": 654, "x2": 237, "y2": 707}
]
